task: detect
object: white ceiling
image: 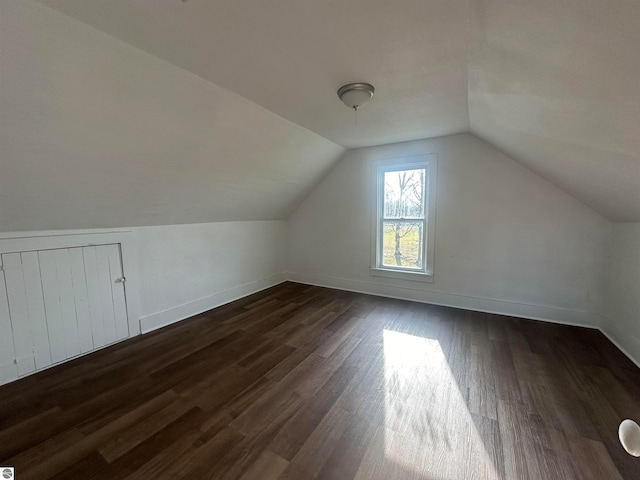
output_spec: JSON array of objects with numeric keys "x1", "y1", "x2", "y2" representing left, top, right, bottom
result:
[
  {"x1": 11, "y1": 0, "x2": 640, "y2": 223},
  {"x1": 1, "y1": 1, "x2": 345, "y2": 231},
  {"x1": 36, "y1": 0, "x2": 471, "y2": 149},
  {"x1": 469, "y1": 0, "x2": 640, "y2": 221}
]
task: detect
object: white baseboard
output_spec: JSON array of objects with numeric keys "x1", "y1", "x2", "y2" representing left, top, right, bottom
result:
[
  {"x1": 141, "y1": 272, "x2": 639, "y2": 370},
  {"x1": 600, "y1": 317, "x2": 640, "y2": 369},
  {"x1": 286, "y1": 271, "x2": 600, "y2": 329},
  {"x1": 139, "y1": 273, "x2": 287, "y2": 333}
]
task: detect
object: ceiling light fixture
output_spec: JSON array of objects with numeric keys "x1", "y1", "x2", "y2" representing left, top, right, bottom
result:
[
  {"x1": 337, "y1": 83, "x2": 375, "y2": 110},
  {"x1": 337, "y1": 83, "x2": 375, "y2": 124}
]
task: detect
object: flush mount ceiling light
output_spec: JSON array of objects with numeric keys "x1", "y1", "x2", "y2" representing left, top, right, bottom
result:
[{"x1": 337, "y1": 83, "x2": 375, "y2": 111}]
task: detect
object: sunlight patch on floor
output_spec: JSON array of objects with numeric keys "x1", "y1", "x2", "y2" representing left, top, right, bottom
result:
[{"x1": 366, "y1": 329, "x2": 500, "y2": 479}]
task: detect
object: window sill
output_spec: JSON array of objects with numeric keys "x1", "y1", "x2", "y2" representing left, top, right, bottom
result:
[{"x1": 370, "y1": 267, "x2": 434, "y2": 283}]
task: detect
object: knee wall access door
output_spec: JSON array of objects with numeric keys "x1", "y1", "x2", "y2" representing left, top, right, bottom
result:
[{"x1": 0, "y1": 244, "x2": 129, "y2": 384}]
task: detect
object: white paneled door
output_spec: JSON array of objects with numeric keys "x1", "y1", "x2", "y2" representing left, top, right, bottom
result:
[{"x1": 0, "y1": 244, "x2": 129, "y2": 384}]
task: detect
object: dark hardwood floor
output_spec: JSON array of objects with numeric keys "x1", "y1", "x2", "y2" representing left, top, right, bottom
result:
[{"x1": 1, "y1": 282, "x2": 639, "y2": 479}]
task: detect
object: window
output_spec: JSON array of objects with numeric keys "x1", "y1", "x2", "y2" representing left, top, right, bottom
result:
[{"x1": 371, "y1": 155, "x2": 437, "y2": 282}]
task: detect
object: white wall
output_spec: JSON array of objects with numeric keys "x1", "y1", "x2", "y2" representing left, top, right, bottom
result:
[
  {"x1": 602, "y1": 223, "x2": 640, "y2": 365},
  {"x1": 134, "y1": 221, "x2": 286, "y2": 333},
  {"x1": 0, "y1": 221, "x2": 286, "y2": 337},
  {"x1": 287, "y1": 133, "x2": 611, "y2": 326}
]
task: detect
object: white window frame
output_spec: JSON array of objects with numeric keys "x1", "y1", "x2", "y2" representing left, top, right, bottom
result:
[{"x1": 370, "y1": 154, "x2": 437, "y2": 283}]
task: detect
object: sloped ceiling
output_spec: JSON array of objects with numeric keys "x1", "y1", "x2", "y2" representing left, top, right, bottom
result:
[
  {"x1": 4, "y1": 0, "x2": 640, "y2": 228},
  {"x1": 469, "y1": 0, "x2": 640, "y2": 221},
  {"x1": 36, "y1": 0, "x2": 471, "y2": 149},
  {"x1": 0, "y1": 1, "x2": 345, "y2": 231}
]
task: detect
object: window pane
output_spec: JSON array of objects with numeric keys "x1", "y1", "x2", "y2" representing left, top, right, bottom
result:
[
  {"x1": 383, "y1": 168, "x2": 425, "y2": 218},
  {"x1": 382, "y1": 221, "x2": 423, "y2": 269}
]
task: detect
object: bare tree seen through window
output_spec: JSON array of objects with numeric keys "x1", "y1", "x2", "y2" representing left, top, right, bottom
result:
[{"x1": 383, "y1": 168, "x2": 426, "y2": 268}]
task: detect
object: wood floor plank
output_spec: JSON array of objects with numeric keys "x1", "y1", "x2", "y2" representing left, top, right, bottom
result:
[
  {"x1": 315, "y1": 410, "x2": 380, "y2": 480},
  {"x1": 4, "y1": 428, "x2": 86, "y2": 472},
  {"x1": 0, "y1": 282, "x2": 637, "y2": 479},
  {"x1": 268, "y1": 362, "x2": 355, "y2": 460},
  {"x1": 278, "y1": 405, "x2": 352, "y2": 479},
  {"x1": 48, "y1": 451, "x2": 110, "y2": 480},
  {"x1": 0, "y1": 407, "x2": 67, "y2": 460},
  {"x1": 97, "y1": 407, "x2": 209, "y2": 480},
  {"x1": 239, "y1": 449, "x2": 288, "y2": 480},
  {"x1": 98, "y1": 397, "x2": 195, "y2": 462},
  {"x1": 14, "y1": 390, "x2": 180, "y2": 480}
]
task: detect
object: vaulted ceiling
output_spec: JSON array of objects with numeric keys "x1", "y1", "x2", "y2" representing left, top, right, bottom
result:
[
  {"x1": 469, "y1": 0, "x2": 640, "y2": 221},
  {"x1": 3, "y1": 0, "x2": 639, "y2": 230},
  {"x1": 36, "y1": 0, "x2": 473, "y2": 148}
]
